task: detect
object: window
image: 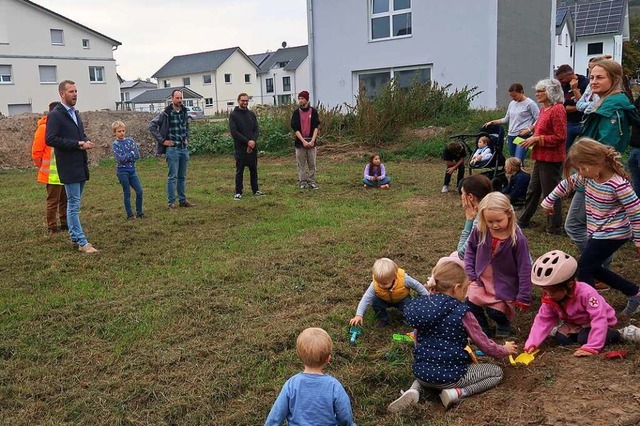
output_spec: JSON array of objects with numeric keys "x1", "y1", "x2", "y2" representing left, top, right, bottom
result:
[
  {"x1": 358, "y1": 65, "x2": 430, "y2": 98},
  {"x1": 227, "y1": 101, "x2": 234, "y2": 106},
  {"x1": 89, "y1": 66, "x2": 105, "y2": 82},
  {"x1": 124, "y1": 92, "x2": 130, "y2": 101},
  {"x1": 183, "y1": 99, "x2": 194, "y2": 107},
  {"x1": 203, "y1": 74, "x2": 211, "y2": 84},
  {"x1": 163, "y1": 79, "x2": 170, "y2": 88},
  {"x1": 82, "y1": 39, "x2": 90, "y2": 49},
  {"x1": 370, "y1": 0, "x2": 411, "y2": 40},
  {"x1": 276, "y1": 61, "x2": 288, "y2": 68},
  {"x1": 183, "y1": 77, "x2": 191, "y2": 86},
  {"x1": 39, "y1": 65, "x2": 57, "y2": 84},
  {"x1": 0, "y1": 65, "x2": 12, "y2": 83},
  {"x1": 266, "y1": 78, "x2": 274, "y2": 93},
  {"x1": 205, "y1": 97, "x2": 213, "y2": 107},
  {"x1": 277, "y1": 94, "x2": 291, "y2": 105},
  {"x1": 224, "y1": 73, "x2": 231, "y2": 83},
  {"x1": 282, "y1": 76, "x2": 291, "y2": 92},
  {"x1": 245, "y1": 73, "x2": 251, "y2": 83},
  {"x1": 565, "y1": 34, "x2": 569, "y2": 47},
  {"x1": 557, "y1": 34, "x2": 562, "y2": 45},
  {"x1": 50, "y1": 29, "x2": 64, "y2": 45},
  {"x1": 587, "y1": 42, "x2": 603, "y2": 55}
]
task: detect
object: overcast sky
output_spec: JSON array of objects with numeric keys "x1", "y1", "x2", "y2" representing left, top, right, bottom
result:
[{"x1": 32, "y1": 0, "x2": 309, "y2": 80}]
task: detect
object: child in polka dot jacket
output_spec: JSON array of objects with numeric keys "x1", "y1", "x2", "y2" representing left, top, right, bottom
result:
[{"x1": 387, "y1": 257, "x2": 517, "y2": 412}]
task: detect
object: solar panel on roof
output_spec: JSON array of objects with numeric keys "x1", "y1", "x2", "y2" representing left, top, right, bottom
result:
[{"x1": 568, "y1": 0, "x2": 625, "y2": 36}]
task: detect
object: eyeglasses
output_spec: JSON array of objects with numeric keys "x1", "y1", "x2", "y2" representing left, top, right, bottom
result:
[
  {"x1": 239, "y1": 99, "x2": 249, "y2": 102},
  {"x1": 535, "y1": 90, "x2": 546, "y2": 93}
]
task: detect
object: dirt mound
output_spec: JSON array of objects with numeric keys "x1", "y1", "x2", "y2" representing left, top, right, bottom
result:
[{"x1": 0, "y1": 111, "x2": 157, "y2": 170}]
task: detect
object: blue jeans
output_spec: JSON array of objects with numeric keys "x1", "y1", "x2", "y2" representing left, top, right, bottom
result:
[
  {"x1": 507, "y1": 135, "x2": 528, "y2": 162},
  {"x1": 566, "y1": 122, "x2": 583, "y2": 151},
  {"x1": 64, "y1": 181, "x2": 88, "y2": 247},
  {"x1": 371, "y1": 295, "x2": 412, "y2": 322},
  {"x1": 166, "y1": 147, "x2": 189, "y2": 204},
  {"x1": 363, "y1": 176, "x2": 391, "y2": 187},
  {"x1": 565, "y1": 191, "x2": 612, "y2": 268},
  {"x1": 555, "y1": 327, "x2": 620, "y2": 347},
  {"x1": 628, "y1": 148, "x2": 640, "y2": 198},
  {"x1": 577, "y1": 238, "x2": 639, "y2": 296},
  {"x1": 117, "y1": 169, "x2": 144, "y2": 218}
]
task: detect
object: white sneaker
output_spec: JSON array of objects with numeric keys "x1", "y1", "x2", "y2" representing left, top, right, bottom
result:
[
  {"x1": 619, "y1": 325, "x2": 640, "y2": 343},
  {"x1": 439, "y1": 388, "x2": 460, "y2": 409},
  {"x1": 78, "y1": 243, "x2": 98, "y2": 254},
  {"x1": 387, "y1": 389, "x2": 419, "y2": 413},
  {"x1": 441, "y1": 185, "x2": 449, "y2": 193}
]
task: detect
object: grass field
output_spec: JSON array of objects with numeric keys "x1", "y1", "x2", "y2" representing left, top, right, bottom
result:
[{"x1": 1, "y1": 154, "x2": 639, "y2": 425}]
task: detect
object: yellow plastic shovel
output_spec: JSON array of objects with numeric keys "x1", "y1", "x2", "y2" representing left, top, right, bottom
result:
[{"x1": 509, "y1": 349, "x2": 539, "y2": 366}]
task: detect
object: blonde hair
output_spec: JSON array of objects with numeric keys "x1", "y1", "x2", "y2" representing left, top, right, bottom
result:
[
  {"x1": 296, "y1": 327, "x2": 333, "y2": 368},
  {"x1": 478, "y1": 135, "x2": 490, "y2": 145},
  {"x1": 112, "y1": 120, "x2": 126, "y2": 132},
  {"x1": 564, "y1": 138, "x2": 629, "y2": 182},
  {"x1": 505, "y1": 157, "x2": 524, "y2": 173},
  {"x1": 476, "y1": 192, "x2": 517, "y2": 246},
  {"x1": 591, "y1": 60, "x2": 623, "y2": 108},
  {"x1": 425, "y1": 260, "x2": 468, "y2": 293},
  {"x1": 372, "y1": 258, "x2": 398, "y2": 282}
]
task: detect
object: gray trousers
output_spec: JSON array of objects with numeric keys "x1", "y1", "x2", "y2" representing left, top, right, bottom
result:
[
  {"x1": 518, "y1": 160, "x2": 563, "y2": 232},
  {"x1": 295, "y1": 146, "x2": 316, "y2": 185}
]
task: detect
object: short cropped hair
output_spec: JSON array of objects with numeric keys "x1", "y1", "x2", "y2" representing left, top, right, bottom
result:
[
  {"x1": 237, "y1": 92, "x2": 249, "y2": 101},
  {"x1": 171, "y1": 89, "x2": 182, "y2": 98},
  {"x1": 48, "y1": 101, "x2": 60, "y2": 112},
  {"x1": 111, "y1": 120, "x2": 125, "y2": 131},
  {"x1": 296, "y1": 327, "x2": 333, "y2": 368},
  {"x1": 58, "y1": 80, "x2": 75, "y2": 93},
  {"x1": 535, "y1": 79, "x2": 564, "y2": 105},
  {"x1": 555, "y1": 64, "x2": 573, "y2": 77},
  {"x1": 372, "y1": 258, "x2": 398, "y2": 282}
]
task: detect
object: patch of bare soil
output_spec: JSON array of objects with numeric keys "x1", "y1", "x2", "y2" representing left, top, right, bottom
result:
[
  {"x1": 0, "y1": 111, "x2": 157, "y2": 170},
  {"x1": 403, "y1": 125, "x2": 447, "y2": 141}
]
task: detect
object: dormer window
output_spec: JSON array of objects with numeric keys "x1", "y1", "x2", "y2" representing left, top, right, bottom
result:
[{"x1": 276, "y1": 61, "x2": 289, "y2": 68}]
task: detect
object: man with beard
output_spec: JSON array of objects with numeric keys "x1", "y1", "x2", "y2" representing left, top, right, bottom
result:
[{"x1": 291, "y1": 90, "x2": 321, "y2": 189}]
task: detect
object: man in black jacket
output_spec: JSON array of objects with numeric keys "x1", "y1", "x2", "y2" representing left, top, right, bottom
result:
[
  {"x1": 148, "y1": 89, "x2": 194, "y2": 209},
  {"x1": 45, "y1": 80, "x2": 98, "y2": 253},
  {"x1": 291, "y1": 90, "x2": 320, "y2": 189},
  {"x1": 228, "y1": 93, "x2": 264, "y2": 199}
]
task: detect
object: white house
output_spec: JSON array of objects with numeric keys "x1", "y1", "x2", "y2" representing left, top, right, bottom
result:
[
  {"x1": 252, "y1": 45, "x2": 310, "y2": 106},
  {"x1": 555, "y1": 8, "x2": 575, "y2": 69},
  {"x1": 119, "y1": 79, "x2": 157, "y2": 110},
  {"x1": 307, "y1": 0, "x2": 556, "y2": 109},
  {"x1": 152, "y1": 47, "x2": 259, "y2": 115},
  {"x1": 130, "y1": 87, "x2": 203, "y2": 114},
  {"x1": 0, "y1": 0, "x2": 121, "y2": 115},
  {"x1": 557, "y1": 0, "x2": 629, "y2": 76}
]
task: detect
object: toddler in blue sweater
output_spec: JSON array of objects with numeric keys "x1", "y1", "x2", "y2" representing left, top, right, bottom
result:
[
  {"x1": 111, "y1": 121, "x2": 144, "y2": 219},
  {"x1": 265, "y1": 327, "x2": 355, "y2": 426}
]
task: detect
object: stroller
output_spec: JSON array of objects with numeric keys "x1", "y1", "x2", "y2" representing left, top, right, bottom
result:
[{"x1": 449, "y1": 124, "x2": 507, "y2": 192}]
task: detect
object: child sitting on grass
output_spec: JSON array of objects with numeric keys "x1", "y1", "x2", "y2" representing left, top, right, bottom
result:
[
  {"x1": 442, "y1": 141, "x2": 466, "y2": 193},
  {"x1": 362, "y1": 154, "x2": 391, "y2": 188},
  {"x1": 502, "y1": 157, "x2": 530, "y2": 207},
  {"x1": 264, "y1": 327, "x2": 355, "y2": 426},
  {"x1": 524, "y1": 250, "x2": 622, "y2": 357},
  {"x1": 111, "y1": 121, "x2": 144, "y2": 220},
  {"x1": 387, "y1": 257, "x2": 517, "y2": 412},
  {"x1": 349, "y1": 258, "x2": 427, "y2": 328}
]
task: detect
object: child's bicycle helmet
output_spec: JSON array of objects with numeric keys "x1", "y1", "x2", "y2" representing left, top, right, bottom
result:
[{"x1": 531, "y1": 250, "x2": 577, "y2": 286}]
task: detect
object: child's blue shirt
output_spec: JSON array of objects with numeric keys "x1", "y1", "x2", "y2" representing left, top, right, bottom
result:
[
  {"x1": 112, "y1": 138, "x2": 140, "y2": 170},
  {"x1": 264, "y1": 372, "x2": 354, "y2": 426}
]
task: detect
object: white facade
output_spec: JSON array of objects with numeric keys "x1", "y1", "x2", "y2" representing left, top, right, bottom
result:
[
  {"x1": 308, "y1": 0, "x2": 554, "y2": 110},
  {"x1": 554, "y1": 22, "x2": 573, "y2": 69},
  {"x1": 0, "y1": 0, "x2": 121, "y2": 115},
  {"x1": 573, "y1": 35, "x2": 624, "y2": 77},
  {"x1": 156, "y1": 50, "x2": 259, "y2": 115},
  {"x1": 258, "y1": 57, "x2": 310, "y2": 106}
]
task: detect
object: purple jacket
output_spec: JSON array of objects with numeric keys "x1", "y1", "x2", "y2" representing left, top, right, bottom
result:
[
  {"x1": 525, "y1": 282, "x2": 617, "y2": 354},
  {"x1": 464, "y1": 227, "x2": 532, "y2": 304}
]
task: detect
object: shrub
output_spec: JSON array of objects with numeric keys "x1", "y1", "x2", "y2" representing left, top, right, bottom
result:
[{"x1": 188, "y1": 121, "x2": 234, "y2": 155}]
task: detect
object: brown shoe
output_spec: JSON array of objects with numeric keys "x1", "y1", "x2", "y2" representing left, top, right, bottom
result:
[
  {"x1": 78, "y1": 243, "x2": 98, "y2": 254},
  {"x1": 179, "y1": 201, "x2": 194, "y2": 207},
  {"x1": 168, "y1": 203, "x2": 177, "y2": 210},
  {"x1": 594, "y1": 281, "x2": 610, "y2": 292}
]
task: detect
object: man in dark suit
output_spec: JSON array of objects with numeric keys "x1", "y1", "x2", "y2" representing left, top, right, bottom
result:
[{"x1": 45, "y1": 80, "x2": 98, "y2": 253}]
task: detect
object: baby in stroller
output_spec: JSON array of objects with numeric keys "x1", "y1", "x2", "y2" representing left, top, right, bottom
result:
[{"x1": 470, "y1": 136, "x2": 493, "y2": 167}]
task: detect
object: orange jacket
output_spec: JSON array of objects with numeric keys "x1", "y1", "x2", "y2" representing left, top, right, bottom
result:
[{"x1": 31, "y1": 116, "x2": 62, "y2": 185}]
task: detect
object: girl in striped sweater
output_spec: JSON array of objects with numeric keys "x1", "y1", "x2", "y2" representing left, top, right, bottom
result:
[{"x1": 541, "y1": 138, "x2": 640, "y2": 315}]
